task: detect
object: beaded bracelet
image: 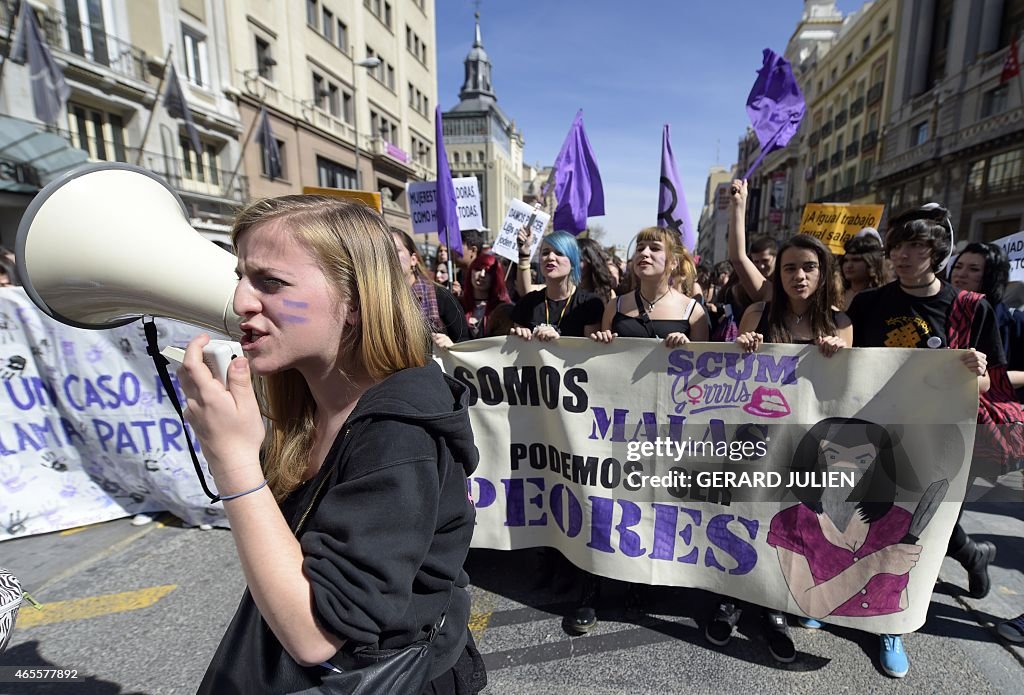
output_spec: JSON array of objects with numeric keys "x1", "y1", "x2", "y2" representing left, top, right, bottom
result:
[{"x1": 218, "y1": 478, "x2": 269, "y2": 502}]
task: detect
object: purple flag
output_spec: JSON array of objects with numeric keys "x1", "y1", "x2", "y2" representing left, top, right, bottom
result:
[
  {"x1": 552, "y1": 110, "x2": 604, "y2": 235},
  {"x1": 744, "y1": 48, "x2": 806, "y2": 180},
  {"x1": 657, "y1": 124, "x2": 694, "y2": 251},
  {"x1": 163, "y1": 63, "x2": 204, "y2": 156},
  {"x1": 434, "y1": 105, "x2": 462, "y2": 256},
  {"x1": 10, "y1": 3, "x2": 70, "y2": 126}
]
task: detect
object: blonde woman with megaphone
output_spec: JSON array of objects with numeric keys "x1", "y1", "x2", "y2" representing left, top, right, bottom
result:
[{"x1": 176, "y1": 197, "x2": 486, "y2": 694}]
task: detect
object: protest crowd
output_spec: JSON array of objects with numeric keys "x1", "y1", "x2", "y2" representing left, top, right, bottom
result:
[{"x1": 1, "y1": 9, "x2": 1023, "y2": 692}]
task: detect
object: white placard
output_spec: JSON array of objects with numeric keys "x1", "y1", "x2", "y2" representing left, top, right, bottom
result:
[
  {"x1": 993, "y1": 230, "x2": 1024, "y2": 282},
  {"x1": 407, "y1": 177, "x2": 483, "y2": 235},
  {"x1": 492, "y1": 199, "x2": 550, "y2": 262}
]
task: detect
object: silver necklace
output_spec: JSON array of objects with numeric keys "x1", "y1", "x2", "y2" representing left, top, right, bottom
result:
[
  {"x1": 639, "y1": 288, "x2": 670, "y2": 311},
  {"x1": 790, "y1": 310, "x2": 808, "y2": 325}
]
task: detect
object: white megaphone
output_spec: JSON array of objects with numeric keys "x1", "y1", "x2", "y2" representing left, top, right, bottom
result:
[{"x1": 15, "y1": 163, "x2": 241, "y2": 340}]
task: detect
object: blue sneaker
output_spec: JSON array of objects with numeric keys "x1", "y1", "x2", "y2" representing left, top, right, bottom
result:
[
  {"x1": 879, "y1": 634, "x2": 909, "y2": 678},
  {"x1": 798, "y1": 617, "x2": 822, "y2": 629}
]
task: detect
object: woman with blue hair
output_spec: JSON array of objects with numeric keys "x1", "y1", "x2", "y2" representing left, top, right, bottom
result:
[{"x1": 510, "y1": 230, "x2": 604, "y2": 341}]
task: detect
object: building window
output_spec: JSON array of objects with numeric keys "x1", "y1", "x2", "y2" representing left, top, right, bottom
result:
[
  {"x1": 981, "y1": 85, "x2": 1009, "y2": 118},
  {"x1": 370, "y1": 110, "x2": 396, "y2": 142},
  {"x1": 384, "y1": 2, "x2": 392, "y2": 27},
  {"x1": 966, "y1": 159, "x2": 985, "y2": 197},
  {"x1": 1000, "y1": 0, "x2": 1024, "y2": 48},
  {"x1": 862, "y1": 35, "x2": 871, "y2": 53},
  {"x1": 182, "y1": 27, "x2": 208, "y2": 87},
  {"x1": 988, "y1": 148, "x2": 1024, "y2": 195},
  {"x1": 387, "y1": 64, "x2": 395, "y2": 90},
  {"x1": 317, "y1": 155, "x2": 356, "y2": 189},
  {"x1": 453, "y1": 152, "x2": 460, "y2": 165},
  {"x1": 410, "y1": 133, "x2": 431, "y2": 165},
  {"x1": 180, "y1": 140, "x2": 221, "y2": 184},
  {"x1": 255, "y1": 37, "x2": 273, "y2": 80},
  {"x1": 845, "y1": 52, "x2": 853, "y2": 68},
  {"x1": 845, "y1": 166, "x2": 856, "y2": 188},
  {"x1": 67, "y1": 103, "x2": 126, "y2": 162},
  {"x1": 322, "y1": 8, "x2": 334, "y2": 42},
  {"x1": 63, "y1": 0, "x2": 110, "y2": 65},
  {"x1": 311, "y1": 71, "x2": 349, "y2": 119},
  {"x1": 912, "y1": 121, "x2": 930, "y2": 146},
  {"x1": 364, "y1": 0, "x2": 390, "y2": 28},
  {"x1": 879, "y1": 14, "x2": 889, "y2": 34},
  {"x1": 260, "y1": 138, "x2": 286, "y2": 178},
  {"x1": 337, "y1": 20, "x2": 348, "y2": 52},
  {"x1": 926, "y1": 0, "x2": 954, "y2": 89},
  {"x1": 307, "y1": 0, "x2": 319, "y2": 29},
  {"x1": 860, "y1": 157, "x2": 874, "y2": 181}
]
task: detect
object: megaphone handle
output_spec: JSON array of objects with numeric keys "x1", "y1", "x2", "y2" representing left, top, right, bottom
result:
[{"x1": 142, "y1": 318, "x2": 222, "y2": 503}]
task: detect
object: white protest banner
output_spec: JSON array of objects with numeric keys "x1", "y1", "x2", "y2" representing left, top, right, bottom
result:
[
  {"x1": 407, "y1": 177, "x2": 483, "y2": 235},
  {"x1": 993, "y1": 230, "x2": 1024, "y2": 282},
  {"x1": 437, "y1": 338, "x2": 976, "y2": 635},
  {"x1": 492, "y1": 199, "x2": 550, "y2": 263},
  {"x1": 0, "y1": 288, "x2": 227, "y2": 539}
]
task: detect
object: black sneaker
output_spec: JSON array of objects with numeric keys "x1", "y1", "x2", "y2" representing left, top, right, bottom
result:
[
  {"x1": 568, "y1": 604, "x2": 597, "y2": 634},
  {"x1": 763, "y1": 610, "x2": 796, "y2": 663},
  {"x1": 705, "y1": 602, "x2": 742, "y2": 647}
]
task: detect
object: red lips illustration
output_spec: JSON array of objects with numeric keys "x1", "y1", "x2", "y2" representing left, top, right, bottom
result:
[{"x1": 743, "y1": 386, "x2": 791, "y2": 418}]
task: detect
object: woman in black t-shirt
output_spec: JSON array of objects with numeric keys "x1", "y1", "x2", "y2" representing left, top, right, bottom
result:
[
  {"x1": 846, "y1": 204, "x2": 999, "y2": 679},
  {"x1": 510, "y1": 231, "x2": 604, "y2": 340},
  {"x1": 590, "y1": 226, "x2": 709, "y2": 345}
]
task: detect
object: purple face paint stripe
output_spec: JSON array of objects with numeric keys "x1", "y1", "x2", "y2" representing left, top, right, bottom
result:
[
  {"x1": 282, "y1": 299, "x2": 309, "y2": 309},
  {"x1": 281, "y1": 313, "x2": 310, "y2": 324}
]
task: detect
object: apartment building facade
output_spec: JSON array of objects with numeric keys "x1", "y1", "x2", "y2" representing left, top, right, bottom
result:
[
  {"x1": 876, "y1": 0, "x2": 1024, "y2": 242},
  {"x1": 224, "y1": 0, "x2": 438, "y2": 235},
  {"x1": 0, "y1": 0, "x2": 245, "y2": 246}
]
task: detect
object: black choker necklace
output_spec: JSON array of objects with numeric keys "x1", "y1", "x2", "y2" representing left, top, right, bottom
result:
[{"x1": 900, "y1": 279, "x2": 936, "y2": 290}]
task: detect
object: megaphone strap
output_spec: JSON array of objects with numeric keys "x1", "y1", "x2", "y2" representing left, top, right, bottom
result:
[{"x1": 142, "y1": 318, "x2": 223, "y2": 503}]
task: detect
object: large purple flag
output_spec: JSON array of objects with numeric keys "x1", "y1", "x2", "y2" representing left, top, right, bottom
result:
[
  {"x1": 434, "y1": 105, "x2": 462, "y2": 256},
  {"x1": 10, "y1": 3, "x2": 70, "y2": 126},
  {"x1": 744, "y1": 48, "x2": 806, "y2": 179},
  {"x1": 657, "y1": 124, "x2": 695, "y2": 251},
  {"x1": 552, "y1": 110, "x2": 604, "y2": 235}
]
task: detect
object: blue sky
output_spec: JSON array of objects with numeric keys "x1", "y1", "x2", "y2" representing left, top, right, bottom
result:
[{"x1": 435, "y1": 0, "x2": 864, "y2": 251}]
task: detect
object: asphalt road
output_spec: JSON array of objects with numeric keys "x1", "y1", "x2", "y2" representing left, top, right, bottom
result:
[{"x1": 0, "y1": 476, "x2": 1021, "y2": 695}]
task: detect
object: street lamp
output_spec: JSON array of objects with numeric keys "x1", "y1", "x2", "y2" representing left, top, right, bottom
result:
[{"x1": 352, "y1": 56, "x2": 382, "y2": 190}]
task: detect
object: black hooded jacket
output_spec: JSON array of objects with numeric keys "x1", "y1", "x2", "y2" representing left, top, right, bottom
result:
[{"x1": 198, "y1": 362, "x2": 478, "y2": 694}]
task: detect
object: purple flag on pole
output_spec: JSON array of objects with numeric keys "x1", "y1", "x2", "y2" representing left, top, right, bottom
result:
[
  {"x1": 552, "y1": 110, "x2": 604, "y2": 235},
  {"x1": 657, "y1": 124, "x2": 695, "y2": 251},
  {"x1": 434, "y1": 105, "x2": 462, "y2": 256},
  {"x1": 743, "y1": 48, "x2": 806, "y2": 180},
  {"x1": 10, "y1": 3, "x2": 70, "y2": 126}
]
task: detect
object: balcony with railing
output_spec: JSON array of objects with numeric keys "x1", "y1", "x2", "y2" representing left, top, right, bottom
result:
[
  {"x1": 821, "y1": 121, "x2": 833, "y2": 138},
  {"x1": 835, "y1": 110, "x2": 848, "y2": 129},
  {"x1": 55, "y1": 129, "x2": 248, "y2": 202},
  {"x1": 867, "y1": 82, "x2": 884, "y2": 106},
  {"x1": 830, "y1": 151, "x2": 844, "y2": 168},
  {"x1": 29, "y1": 7, "x2": 148, "y2": 84},
  {"x1": 816, "y1": 160, "x2": 828, "y2": 176},
  {"x1": 861, "y1": 130, "x2": 879, "y2": 151},
  {"x1": 853, "y1": 181, "x2": 870, "y2": 198},
  {"x1": 850, "y1": 97, "x2": 865, "y2": 117},
  {"x1": 809, "y1": 130, "x2": 820, "y2": 147},
  {"x1": 846, "y1": 141, "x2": 860, "y2": 158}
]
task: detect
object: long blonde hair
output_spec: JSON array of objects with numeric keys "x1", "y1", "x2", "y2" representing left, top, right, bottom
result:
[
  {"x1": 231, "y1": 196, "x2": 429, "y2": 499},
  {"x1": 634, "y1": 227, "x2": 696, "y2": 296}
]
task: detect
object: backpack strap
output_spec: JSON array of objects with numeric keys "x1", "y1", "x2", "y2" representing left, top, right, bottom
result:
[
  {"x1": 947, "y1": 290, "x2": 984, "y2": 350},
  {"x1": 681, "y1": 297, "x2": 697, "y2": 322}
]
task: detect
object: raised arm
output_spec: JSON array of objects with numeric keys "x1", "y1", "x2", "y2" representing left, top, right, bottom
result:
[
  {"x1": 516, "y1": 225, "x2": 543, "y2": 296},
  {"x1": 727, "y1": 179, "x2": 770, "y2": 302}
]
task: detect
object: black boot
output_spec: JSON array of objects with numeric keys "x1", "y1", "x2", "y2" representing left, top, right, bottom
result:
[{"x1": 951, "y1": 538, "x2": 997, "y2": 598}]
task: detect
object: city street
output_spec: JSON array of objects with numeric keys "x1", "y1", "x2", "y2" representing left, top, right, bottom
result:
[{"x1": 0, "y1": 474, "x2": 1020, "y2": 694}]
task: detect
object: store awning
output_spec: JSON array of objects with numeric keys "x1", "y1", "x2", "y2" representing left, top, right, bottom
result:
[{"x1": 0, "y1": 115, "x2": 89, "y2": 193}]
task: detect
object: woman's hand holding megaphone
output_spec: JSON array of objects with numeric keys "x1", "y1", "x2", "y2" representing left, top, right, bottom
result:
[{"x1": 177, "y1": 333, "x2": 265, "y2": 496}]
